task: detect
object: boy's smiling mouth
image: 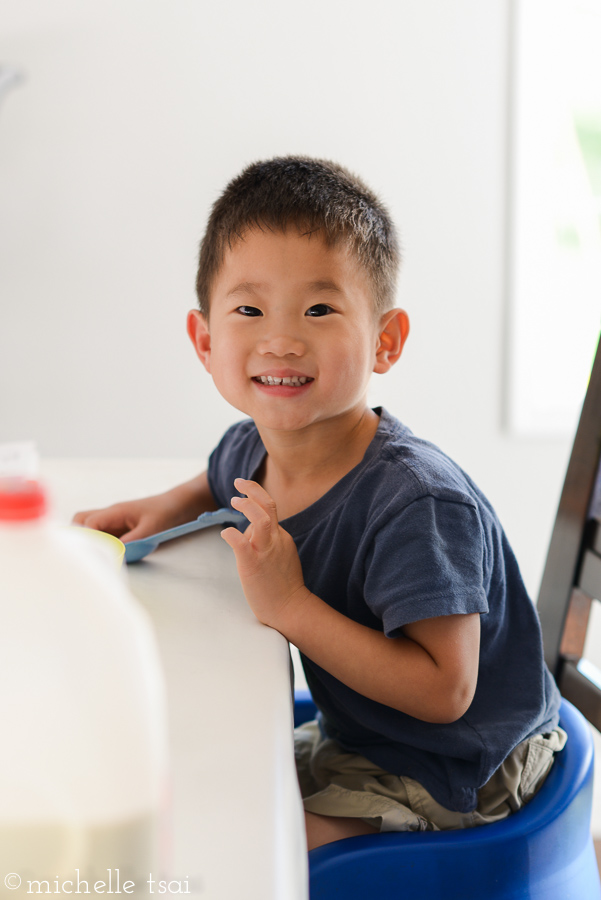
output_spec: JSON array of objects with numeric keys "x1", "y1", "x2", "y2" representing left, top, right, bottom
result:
[{"x1": 252, "y1": 375, "x2": 313, "y2": 387}]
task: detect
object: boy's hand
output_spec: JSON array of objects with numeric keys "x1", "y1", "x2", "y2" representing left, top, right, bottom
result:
[
  {"x1": 220, "y1": 478, "x2": 310, "y2": 632},
  {"x1": 72, "y1": 496, "x2": 176, "y2": 543},
  {"x1": 72, "y1": 470, "x2": 216, "y2": 543}
]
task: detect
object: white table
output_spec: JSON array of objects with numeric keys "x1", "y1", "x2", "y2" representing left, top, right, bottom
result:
[{"x1": 41, "y1": 461, "x2": 309, "y2": 900}]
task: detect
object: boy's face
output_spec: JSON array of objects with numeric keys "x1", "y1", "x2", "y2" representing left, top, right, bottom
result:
[{"x1": 188, "y1": 228, "x2": 408, "y2": 435}]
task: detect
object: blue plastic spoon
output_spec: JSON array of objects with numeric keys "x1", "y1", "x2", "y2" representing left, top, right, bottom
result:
[{"x1": 124, "y1": 508, "x2": 247, "y2": 564}]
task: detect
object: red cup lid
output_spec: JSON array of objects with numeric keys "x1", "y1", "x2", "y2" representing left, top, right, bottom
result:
[{"x1": 0, "y1": 479, "x2": 47, "y2": 521}]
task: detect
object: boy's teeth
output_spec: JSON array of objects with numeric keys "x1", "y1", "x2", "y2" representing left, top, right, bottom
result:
[{"x1": 256, "y1": 375, "x2": 309, "y2": 386}]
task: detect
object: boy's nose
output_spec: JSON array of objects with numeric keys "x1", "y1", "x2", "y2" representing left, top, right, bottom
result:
[{"x1": 256, "y1": 332, "x2": 306, "y2": 357}]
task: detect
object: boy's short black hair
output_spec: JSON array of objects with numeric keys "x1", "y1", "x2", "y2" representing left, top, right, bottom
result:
[{"x1": 195, "y1": 156, "x2": 400, "y2": 316}]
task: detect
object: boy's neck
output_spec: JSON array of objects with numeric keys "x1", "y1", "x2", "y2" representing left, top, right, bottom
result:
[{"x1": 255, "y1": 406, "x2": 380, "y2": 520}]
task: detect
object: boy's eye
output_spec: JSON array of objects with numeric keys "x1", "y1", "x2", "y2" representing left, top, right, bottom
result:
[
  {"x1": 305, "y1": 304, "x2": 334, "y2": 317},
  {"x1": 236, "y1": 305, "x2": 263, "y2": 317}
]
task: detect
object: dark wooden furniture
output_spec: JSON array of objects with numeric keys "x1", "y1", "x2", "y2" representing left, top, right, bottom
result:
[{"x1": 537, "y1": 335, "x2": 601, "y2": 730}]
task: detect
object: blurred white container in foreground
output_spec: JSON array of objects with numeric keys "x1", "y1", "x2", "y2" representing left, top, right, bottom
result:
[{"x1": 0, "y1": 478, "x2": 169, "y2": 893}]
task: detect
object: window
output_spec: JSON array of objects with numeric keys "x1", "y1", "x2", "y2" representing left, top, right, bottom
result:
[{"x1": 507, "y1": 0, "x2": 601, "y2": 435}]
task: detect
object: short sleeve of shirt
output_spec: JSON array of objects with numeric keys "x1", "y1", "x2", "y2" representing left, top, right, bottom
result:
[
  {"x1": 207, "y1": 419, "x2": 262, "y2": 510},
  {"x1": 364, "y1": 495, "x2": 490, "y2": 637}
]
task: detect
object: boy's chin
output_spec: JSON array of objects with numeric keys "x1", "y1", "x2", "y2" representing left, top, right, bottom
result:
[{"x1": 239, "y1": 406, "x2": 322, "y2": 433}]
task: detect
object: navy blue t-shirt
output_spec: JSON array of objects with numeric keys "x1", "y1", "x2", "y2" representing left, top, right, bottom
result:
[{"x1": 208, "y1": 408, "x2": 561, "y2": 812}]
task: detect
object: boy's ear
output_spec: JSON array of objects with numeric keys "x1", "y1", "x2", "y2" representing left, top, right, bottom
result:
[
  {"x1": 187, "y1": 309, "x2": 211, "y2": 373},
  {"x1": 373, "y1": 308, "x2": 410, "y2": 374}
]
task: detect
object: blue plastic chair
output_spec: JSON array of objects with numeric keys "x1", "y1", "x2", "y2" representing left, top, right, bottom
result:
[{"x1": 294, "y1": 688, "x2": 601, "y2": 899}]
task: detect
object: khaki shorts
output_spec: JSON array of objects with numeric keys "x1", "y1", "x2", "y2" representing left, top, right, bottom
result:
[{"x1": 294, "y1": 720, "x2": 567, "y2": 832}]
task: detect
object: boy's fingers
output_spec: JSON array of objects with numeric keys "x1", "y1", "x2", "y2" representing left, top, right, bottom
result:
[
  {"x1": 119, "y1": 524, "x2": 153, "y2": 543},
  {"x1": 221, "y1": 525, "x2": 254, "y2": 561},
  {"x1": 75, "y1": 511, "x2": 104, "y2": 531},
  {"x1": 74, "y1": 508, "x2": 139, "y2": 540},
  {"x1": 233, "y1": 478, "x2": 278, "y2": 525},
  {"x1": 83, "y1": 514, "x2": 125, "y2": 537},
  {"x1": 73, "y1": 510, "x2": 110, "y2": 529},
  {"x1": 230, "y1": 495, "x2": 273, "y2": 543}
]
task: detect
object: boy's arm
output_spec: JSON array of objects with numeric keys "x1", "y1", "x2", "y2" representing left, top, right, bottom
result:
[
  {"x1": 221, "y1": 478, "x2": 480, "y2": 725},
  {"x1": 283, "y1": 600, "x2": 480, "y2": 724},
  {"x1": 72, "y1": 470, "x2": 217, "y2": 542}
]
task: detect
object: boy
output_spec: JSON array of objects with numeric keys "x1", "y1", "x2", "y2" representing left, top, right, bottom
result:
[{"x1": 74, "y1": 156, "x2": 565, "y2": 850}]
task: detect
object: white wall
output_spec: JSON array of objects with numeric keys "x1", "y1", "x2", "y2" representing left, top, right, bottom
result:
[{"x1": 0, "y1": 0, "x2": 573, "y2": 596}]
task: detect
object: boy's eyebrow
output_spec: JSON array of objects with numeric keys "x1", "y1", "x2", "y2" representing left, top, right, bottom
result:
[
  {"x1": 306, "y1": 280, "x2": 344, "y2": 294},
  {"x1": 226, "y1": 281, "x2": 263, "y2": 297},
  {"x1": 225, "y1": 279, "x2": 344, "y2": 298}
]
